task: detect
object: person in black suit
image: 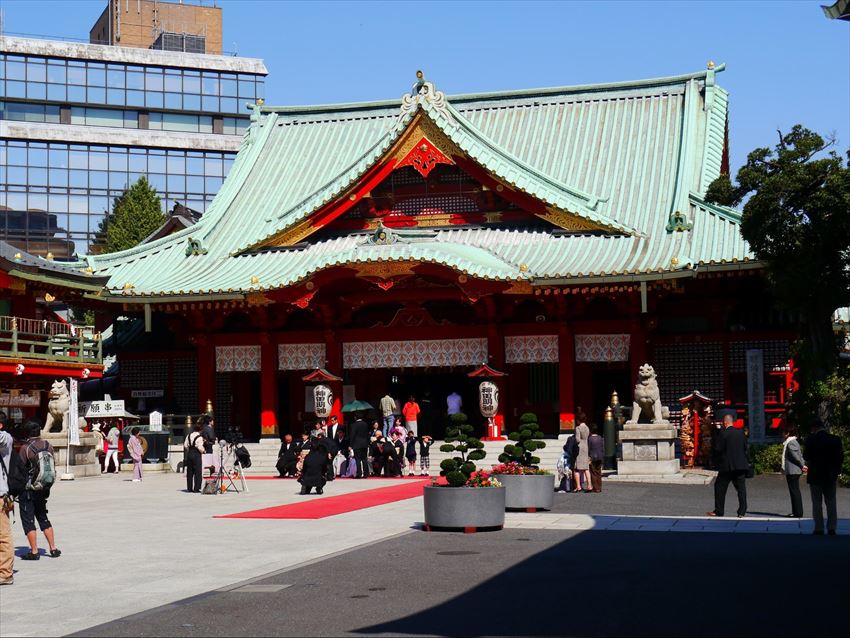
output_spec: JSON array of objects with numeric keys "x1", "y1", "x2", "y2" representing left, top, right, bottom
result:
[
  {"x1": 299, "y1": 437, "x2": 330, "y2": 495},
  {"x1": 804, "y1": 419, "x2": 845, "y2": 535},
  {"x1": 326, "y1": 415, "x2": 342, "y2": 441},
  {"x1": 348, "y1": 412, "x2": 371, "y2": 478},
  {"x1": 276, "y1": 434, "x2": 301, "y2": 478},
  {"x1": 708, "y1": 414, "x2": 749, "y2": 517}
]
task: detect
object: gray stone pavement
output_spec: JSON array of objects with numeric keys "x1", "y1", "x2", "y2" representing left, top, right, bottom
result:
[
  {"x1": 0, "y1": 474, "x2": 425, "y2": 638},
  {"x1": 72, "y1": 528, "x2": 850, "y2": 638},
  {"x1": 1, "y1": 472, "x2": 848, "y2": 637},
  {"x1": 550, "y1": 473, "x2": 850, "y2": 518}
]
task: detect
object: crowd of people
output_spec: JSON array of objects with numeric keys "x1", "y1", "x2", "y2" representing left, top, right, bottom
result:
[
  {"x1": 556, "y1": 414, "x2": 605, "y2": 493},
  {"x1": 273, "y1": 411, "x2": 435, "y2": 494}
]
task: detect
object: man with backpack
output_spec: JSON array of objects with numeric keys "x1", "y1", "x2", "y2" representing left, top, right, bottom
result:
[
  {"x1": 0, "y1": 411, "x2": 15, "y2": 584},
  {"x1": 18, "y1": 419, "x2": 61, "y2": 560}
]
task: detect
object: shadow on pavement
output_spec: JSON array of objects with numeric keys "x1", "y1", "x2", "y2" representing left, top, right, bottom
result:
[{"x1": 356, "y1": 529, "x2": 848, "y2": 638}]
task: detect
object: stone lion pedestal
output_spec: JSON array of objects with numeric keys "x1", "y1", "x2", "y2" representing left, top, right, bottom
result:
[
  {"x1": 617, "y1": 423, "x2": 680, "y2": 475},
  {"x1": 616, "y1": 363, "x2": 681, "y2": 476},
  {"x1": 42, "y1": 432, "x2": 101, "y2": 478}
]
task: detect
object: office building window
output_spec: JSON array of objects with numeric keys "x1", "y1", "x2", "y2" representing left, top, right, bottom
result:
[
  {"x1": 0, "y1": 54, "x2": 264, "y2": 115},
  {"x1": 0, "y1": 139, "x2": 236, "y2": 257},
  {"x1": 0, "y1": 101, "x2": 61, "y2": 123}
]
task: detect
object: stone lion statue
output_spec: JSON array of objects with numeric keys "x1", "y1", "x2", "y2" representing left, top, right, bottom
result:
[
  {"x1": 627, "y1": 364, "x2": 669, "y2": 424},
  {"x1": 44, "y1": 380, "x2": 71, "y2": 434}
]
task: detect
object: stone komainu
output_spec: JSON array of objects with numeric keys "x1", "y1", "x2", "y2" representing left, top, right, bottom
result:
[
  {"x1": 44, "y1": 379, "x2": 71, "y2": 434},
  {"x1": 627, "y1": 364, "x2": 670, "y2": 424}
]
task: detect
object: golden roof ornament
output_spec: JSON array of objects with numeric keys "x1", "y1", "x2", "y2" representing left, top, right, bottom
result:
[
  {"x1": 519, "y1": 263, "x2": 529, "y2": 272},
  {"x1": 45, "y1": 252, "x2": 54, "y2": 261},
  {"x1": 13, "y1": 252, "x2": 22, "y2": 260},
  {"x1": 250, "y1": 275, "x2": 260, "y2": 285},
  {"x1": 44, "y1": 293, "x2": 55, "y2": 302},
  {"x1": 122, "y1": 282, "x2": 135, "y2": 290},
  {"x1": 670, "y1": 256, "x2": 680, "y2": 267},
  {"x1": 707, "y1": 60, "x2": 716, "y2": 70}
]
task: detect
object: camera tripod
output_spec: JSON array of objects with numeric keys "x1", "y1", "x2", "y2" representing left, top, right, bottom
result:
[{"x1": 208, "y1": 442, "x2": 249, "y2": 494}]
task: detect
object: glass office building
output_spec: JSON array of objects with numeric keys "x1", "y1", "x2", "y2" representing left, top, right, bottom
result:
[{"x1": 0, "y1": 36, "x2": 267, "y2": 258}]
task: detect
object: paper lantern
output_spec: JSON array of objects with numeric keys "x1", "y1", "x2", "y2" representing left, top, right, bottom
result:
[
  {"x1": 478, "y1": 381, "x2": 499, "y2": 418},
  {"x1": 313, "y1": 384, "x2": 333, "y2": 418}
]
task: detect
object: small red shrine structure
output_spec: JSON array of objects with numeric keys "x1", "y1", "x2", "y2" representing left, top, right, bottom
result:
[{"x1": 74, "y1": 67, "x2": 796, "y2": 440}]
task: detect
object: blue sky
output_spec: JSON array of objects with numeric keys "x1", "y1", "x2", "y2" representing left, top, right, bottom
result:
[{"x1": 3, "y1": 0, "x2": 848, "y2": 173}]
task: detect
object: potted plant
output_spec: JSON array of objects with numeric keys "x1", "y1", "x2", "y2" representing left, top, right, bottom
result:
[
  {"x1": 422, "y1": 412, "x2": 505, "y2": 531},
  {"x1": 492, "y1": 412, "x2": 553, "y2": 511}
]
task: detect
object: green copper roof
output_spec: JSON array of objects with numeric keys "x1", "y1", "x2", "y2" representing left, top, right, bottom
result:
[{"x1": 84, "y1": 65, "x2": 754, "y2": 298}]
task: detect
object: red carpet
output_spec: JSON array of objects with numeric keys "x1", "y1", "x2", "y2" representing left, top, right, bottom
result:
[{"x1": 216, "y1": 478, "x2": 432, "y2": 519}]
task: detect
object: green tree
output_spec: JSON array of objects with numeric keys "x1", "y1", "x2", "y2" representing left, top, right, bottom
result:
[
  {"x1": 439, "y1": 412, "x2": 487, "y2": 486},
  {"x1": 95, "y1": 176, "x2": 165, "y2": 254},
  {"x1": 705, "y1": 126, "x2": 850, "y2": 427}
]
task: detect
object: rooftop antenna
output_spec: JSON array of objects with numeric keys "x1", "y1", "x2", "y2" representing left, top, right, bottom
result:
[{"x1": 232, "y1": 41, "x2": 238, "y2": 56}]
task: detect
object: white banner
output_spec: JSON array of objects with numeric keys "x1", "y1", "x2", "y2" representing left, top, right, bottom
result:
[
  {"x1": 746, "y1": 349, "x2": 765, "y2": 442},
  {"x1": 149, "y1": 410, "x2": 163, "y2": 431},
  {"x1": 68, "y1": 378, "x2": 80, "y2": 446},
  {"x1": 79, "y1": 399, "x2": 125, "y2": 418}
]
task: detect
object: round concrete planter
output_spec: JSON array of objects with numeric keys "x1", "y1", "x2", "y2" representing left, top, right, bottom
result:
[
  {"x1": 496, "y1": 473, "x2": 555, "y2": 511},
  {"x1": 423, "y1": 485, "x2": 506, "y2": 531}
]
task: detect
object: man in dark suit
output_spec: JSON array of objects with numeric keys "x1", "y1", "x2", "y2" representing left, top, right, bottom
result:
[
  {"x1": 708, "y1": 414, "x2": 749, "y2": 517},
  {"x1": 804, "y1": 419, "x2": 845, "y2": 535},
  {"x1": 326, "y1": 415, "x2": 343, "y2": 441},
  {"x1": 276, "y1": 434, "x2": 301, "y2": 478},
  {"x1": 348, "y1": 412, "x2": 371, "y2": 478}
]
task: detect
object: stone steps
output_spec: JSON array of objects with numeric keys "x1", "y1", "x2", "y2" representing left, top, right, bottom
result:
[{"x1": 168, "y1": 439, "x2": 570, "y2": 475}]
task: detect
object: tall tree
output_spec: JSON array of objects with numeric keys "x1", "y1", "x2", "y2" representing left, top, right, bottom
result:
[
  {"x1": 705, "y1": 125, "x2": 850, "y2": 424},
  {"x1": 94, "y1": 176, "x2": 165, "y2": 254}
]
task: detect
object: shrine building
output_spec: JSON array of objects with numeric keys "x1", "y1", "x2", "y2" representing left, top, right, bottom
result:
[{"x1": 78, "y1": 65, "x2": 796, "y2": 440}]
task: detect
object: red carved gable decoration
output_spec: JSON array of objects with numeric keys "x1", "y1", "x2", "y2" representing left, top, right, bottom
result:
[{"x1": 396, "y1": 136, "x2": 454, "y2": 178}]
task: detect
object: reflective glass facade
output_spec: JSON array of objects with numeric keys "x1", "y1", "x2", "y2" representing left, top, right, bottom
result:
[
  {"x1": 0, "y1": 42, "x2": 266, "y2": 258},
  {"x1": 0, "y1": 139, "x2": 234, "y2": 258},
  {"x1": 0, "y1": 54, "x2": 264, "y2": 113}
]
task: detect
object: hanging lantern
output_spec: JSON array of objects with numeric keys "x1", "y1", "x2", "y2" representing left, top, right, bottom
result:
[
  {"x1": 478, "y1": 381, "x2": 499, "y2": 418},
  {"x1": 313, "y1": 384, "x2": 333, "y2": 418}
]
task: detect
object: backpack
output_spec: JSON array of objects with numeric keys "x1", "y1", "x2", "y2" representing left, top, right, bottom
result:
[
  {"x1": 26, "y1": 441, "x2": 56, "y2": 491},
  {"x1": 234, "y1": 445, "x2": 251, "y2": 469},
  {"x1": 0, "y1": 451, "x2": 29, "y2": 498}
]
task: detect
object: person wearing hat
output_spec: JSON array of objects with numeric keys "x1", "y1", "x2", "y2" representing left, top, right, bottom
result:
[{"x1": 803, "y1": 419, "x2": 844, "y2": 535}]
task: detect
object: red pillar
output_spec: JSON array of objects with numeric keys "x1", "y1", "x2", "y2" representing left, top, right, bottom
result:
[
  {"x1": 196, "y1": 336, "x2": 214, "y2": 415},
  {"x1": 260, "y1": 336, "x2": 278, "y2": 438},
  {"x1": 558, "y1": 323, "x2": 576, "y2": 432},
  {"x1": 325, "y1": 330, "x2": 344, "y2": 424}
]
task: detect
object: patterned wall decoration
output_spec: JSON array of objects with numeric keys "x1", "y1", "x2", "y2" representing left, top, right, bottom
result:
[
  {"x1": 121, "y1": 358, "x2": 169, "y2": 389},
  {"x1": 505, "y1": 335, "x2": 559, "y2": 363},
  {"x1": 343, "y1": 338, "x2": 488, "y2": 369},
  {"x1": 574, "y1": 334, "x2": 631, "y2": 362},
  {"x1": 278, "y1": 343, "x2": 326, "y2": 371},
  {"x1": 729, "y1": 340, "x2": 791, "y2": 372},
  {"x1": 654, "y1": 342, "x2": 724, "y2": 405},
  {"x1": 215, "y1": 345, "x2": 261, "y2": 372}
]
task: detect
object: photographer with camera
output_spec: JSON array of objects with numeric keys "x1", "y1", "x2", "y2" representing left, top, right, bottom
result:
[{"x1": 183, "y1": 421, "x2": 205, "y2": 493}]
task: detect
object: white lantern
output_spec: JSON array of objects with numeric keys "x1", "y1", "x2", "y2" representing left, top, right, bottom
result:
[
  {"x1": 479, "y1": 381, "x2": 499, "y2": 418},
  {"x1": 313, "y1": 384, "x2": 333, "y2": 418}
]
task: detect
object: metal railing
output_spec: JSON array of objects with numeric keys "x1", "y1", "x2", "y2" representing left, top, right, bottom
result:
[{"x1": 0, "y1": 316, "x2": 102, "y2": 365}]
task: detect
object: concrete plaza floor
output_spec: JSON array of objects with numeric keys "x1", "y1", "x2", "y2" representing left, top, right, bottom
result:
[{"x1": 0, "y1": 472, "x2": 847, "y2": 637}]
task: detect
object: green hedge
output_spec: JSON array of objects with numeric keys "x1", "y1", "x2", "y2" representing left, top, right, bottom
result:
[{"x1": 750, "y1": 443, "x2": 783, "y2": 475}]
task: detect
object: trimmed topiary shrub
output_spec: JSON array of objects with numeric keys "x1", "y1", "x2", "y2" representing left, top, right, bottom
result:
[
  {"x1": 439, "y1": 412, "x2": 487, "y2": 487},
  {"x1": 498, "y1": 412, "x2": 546, "y2": 468}
]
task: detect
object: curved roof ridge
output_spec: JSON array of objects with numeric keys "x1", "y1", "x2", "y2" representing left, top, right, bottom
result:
[
  {"x1": 427, "y1": 100, "x2": 637, "y2": 235},
  {"x1": 256, "y1": 65, "x2": 725, "y2": 116}
]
